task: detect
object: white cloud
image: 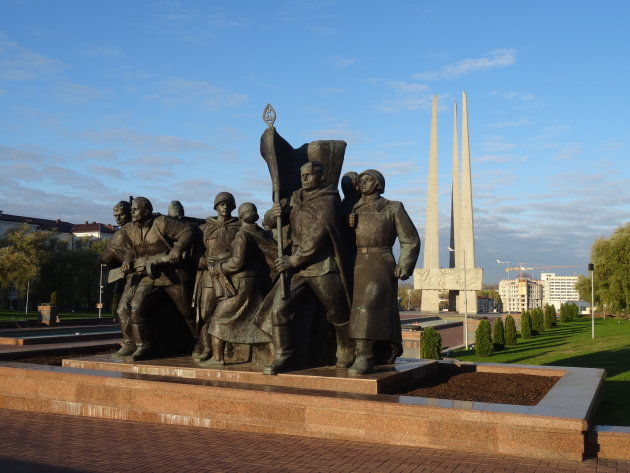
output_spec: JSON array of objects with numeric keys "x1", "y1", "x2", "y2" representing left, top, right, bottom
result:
[
  {"x1": 75, "y1": 128, "x2": 213, "y2": 153},
  {"x1": 481, "y1": 136, "x2": 515, "y2": 152},
  {"x1": 0, "y1": 31, "x2": 65, "y2": 80},
  {"x1": 88, "y1": 165, "x2": 125, "y2": 179},
  {"x1": 489, "y1": 119, "x2": 531, "y2": 128},
  {"x1": 490, "y1": 91, "x2": 535, "y2": 101},
  {"x1": 84, "y1": 45, "x2": 125, "y2": 57},
  {"x1": 534, "y1": 125, "x2": 570, "y2": 141},
  {"x1": 53, "y1": 81, "x2": 103, "y2": 103},
  {"x1": 327, "y1": 57, "x2": 357, "y2": 67},
  {"x1": 553, "y1": 143, "x2": 581, "y2": 160},
  {"x1": 414, "y1": 49, "x2": 516, "y2": 80},
  {"x1": 147, "y1": 76, "x2": 247, "y2": 109}
]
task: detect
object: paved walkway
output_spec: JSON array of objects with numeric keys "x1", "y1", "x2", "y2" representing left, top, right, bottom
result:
[{"x1": 1, "y1": 408, "x2": 628, "y2": 473}]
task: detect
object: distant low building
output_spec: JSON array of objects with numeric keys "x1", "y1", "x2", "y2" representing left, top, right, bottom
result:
[
  {"x1": 0, "y1": 211, "x2": 115, "y2": 245},
  {"x1": 72, "y1": 222, "x2": 116, "y2": 240}
]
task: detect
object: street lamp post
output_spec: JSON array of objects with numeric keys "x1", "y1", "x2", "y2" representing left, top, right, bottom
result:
[
  {"x1": 497, "y1": 259, "x2": 510, "y2": 314},
  {"x1": 449, "y1": 247, "x2": 468, "y2": 349},
  {"x1": 98, "y1": 264, "x2": 106, "y2": 319},
  {"x1": 25, "y1": 281, "x2": 30, "y2": 315},
  {"x1": 591, "y1": 266, "x2": 595, "y2": 337}
]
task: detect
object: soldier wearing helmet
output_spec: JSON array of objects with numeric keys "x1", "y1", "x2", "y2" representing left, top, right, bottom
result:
[{"x1": 192, "y1": 191, "x2": 240, "y2": 363}]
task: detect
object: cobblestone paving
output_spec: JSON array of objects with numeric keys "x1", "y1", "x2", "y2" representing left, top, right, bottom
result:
[{"x1": 1, "y1": 408, "x2": 629, "y2": 473}]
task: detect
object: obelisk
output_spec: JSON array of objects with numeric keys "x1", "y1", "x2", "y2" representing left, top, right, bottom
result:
[
  {"x1": 460, "y1": 91, "x2": 477, "y2": 313},
  {"x1": 448, "y1": 99, "x2": 460, "y2": 311},
  {"x1": 420, "y1": 95, "x2": 440, "y2": 312}
]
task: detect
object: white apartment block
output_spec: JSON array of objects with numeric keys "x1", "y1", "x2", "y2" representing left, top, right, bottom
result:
[
  {"x1": 498, "y1": 275, "x2": 544, "y2": 312},
  {"x1": 540, "y1": 273, "x2": 580, "y2": 309}
]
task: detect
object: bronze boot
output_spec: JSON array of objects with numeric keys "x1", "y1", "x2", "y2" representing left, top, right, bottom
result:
[
  {"x1": 263, "y1": 325, "x2": 295, "y2": 375},
  {"x1": 334, "y1": 322, "x2": 355, "y2": 368},
  {"x1": 200, "y1": 336, "x2": 225, "y2": 367},
  {"x1": 127, "y1": 323, "x2": 154, "y2": 362},
  {"x1": 348, "y1": 339, "x2": 374, "y2": 376},
  {"x1": 192, "y1": 324, "x2": 212, "y2": 362},
  {"x1": 113, "y1": 316, "x2": 135, "y2": 358}
]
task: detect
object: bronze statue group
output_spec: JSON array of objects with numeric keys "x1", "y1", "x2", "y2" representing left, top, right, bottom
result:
[{"x1": 102, "y1": 162, "x2": 420, "y2": 376}]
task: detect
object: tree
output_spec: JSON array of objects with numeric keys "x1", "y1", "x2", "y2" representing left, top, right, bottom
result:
[
  {"x1": 420, "y1": 327, "x2": 442, "y2": 359},
  {"x1": 492, "y1": 317, "x2": 505, "y2": 349},
  {"x1": 559, "y1": 303, "x2": 568, "y2": 323},
  {"x1": 504, "y1": 315, "x2": 517, "y2": 346},
  {"x1": 520, "y1": 311, "x2": 533, "y2": 339},
  {"x1": 531, "y1": 307, "x2": 544, "y2": 335},
  {"x1": 0, "y1": 225, "x2": 51, "y2": 296},
  {"x1": 543, "y1": 304, "x2": 555, "y2": 330},
  {"x1": 575, "y1": 222, "x2": 630, "y2": 315},
  {"x1": 474, "y1": 319, "x2": 493, "y2": 356},
  {"x1": 398, "y1": 285, "x2": 422, "y2": 310}
]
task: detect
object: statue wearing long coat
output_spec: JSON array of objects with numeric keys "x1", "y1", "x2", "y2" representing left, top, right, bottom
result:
[{"x1": 349, "y1": 196, "x2": 420, "y2": 342}]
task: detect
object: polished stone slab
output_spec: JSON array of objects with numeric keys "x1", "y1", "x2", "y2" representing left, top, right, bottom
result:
[
  {"x1": 0, "y1": 358, "x2": 606, "y2": 461},
  {"x1": 62, "y1": 355, "x2": 438, "y2": 395}
]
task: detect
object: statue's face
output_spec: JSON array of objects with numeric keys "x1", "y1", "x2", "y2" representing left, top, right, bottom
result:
[
  {"x1": 300, "y1": 167, "x2": 323, "y2": 191},
  {"x1": 359, "y1": 174, "x2": 380, "y2": 196},
  {"x1": 215, "y1": 201, "x2": 232, "y2": 218},
  {"x1": 113, "y1": 207, "x2": 130, "y2": 226},
  {"x1": 131, "y1": 201, "x2": 151, "y2": 222}
]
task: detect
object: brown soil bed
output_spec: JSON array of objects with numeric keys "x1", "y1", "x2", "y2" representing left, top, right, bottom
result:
[{"x1": 400, "y1": 368, "x2": 559, "y2": 406}]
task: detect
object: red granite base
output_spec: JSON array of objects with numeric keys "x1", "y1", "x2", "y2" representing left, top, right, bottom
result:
[{"x1": 0, "y1": 358, "x2": 605, "y2": 461}]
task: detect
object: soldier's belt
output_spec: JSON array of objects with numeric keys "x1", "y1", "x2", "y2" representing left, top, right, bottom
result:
[{"x1": 357, "y1": 247, "x2": 392, "y2": 254}]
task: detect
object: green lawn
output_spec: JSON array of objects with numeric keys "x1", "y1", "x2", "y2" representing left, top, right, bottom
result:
[
  {"x1": 451, "y1": 317, "x2": 630, "y2": 426},
  {"x1": 0, "y1": 310, "x2": 101, "y2": 321}
]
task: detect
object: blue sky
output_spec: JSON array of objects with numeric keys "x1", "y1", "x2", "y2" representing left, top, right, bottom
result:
[{"x1": 1, "y1": 0, "x2": 629, "y2": 284}]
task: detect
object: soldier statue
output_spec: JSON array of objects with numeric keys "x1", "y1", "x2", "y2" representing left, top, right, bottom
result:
[
  {"x1": 264, "y1": 161, "x2": 354, "y2": 375},
  {"x1": 101, "y1": 200, "x2": 134, "y2": 358},
  {"x1": 192, "y1": 192, "x2": 240, "y2": 363},
  {"x1": 116, "y1": 196, "x2": 196, "y2": 361},
  {"x1": 347, "y1": 170, "x2": 420, "y2": 375}
]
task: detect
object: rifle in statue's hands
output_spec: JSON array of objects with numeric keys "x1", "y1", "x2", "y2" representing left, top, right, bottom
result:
[{"x1": 106, "y1": 254, "x2": 173, "y2": 284}]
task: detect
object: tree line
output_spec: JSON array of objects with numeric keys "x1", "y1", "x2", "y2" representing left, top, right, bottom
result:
[{"x1": 0, "y1": 225, "x2": 108, "y2": 312}]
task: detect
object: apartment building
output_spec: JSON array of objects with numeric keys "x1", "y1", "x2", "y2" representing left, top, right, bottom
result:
[
  {"x1": 540, "y1": 272, "x2": 580, "y2": 309},
  {"x1": 498, "y1": 273, "x2": 544, "y2": 312}
]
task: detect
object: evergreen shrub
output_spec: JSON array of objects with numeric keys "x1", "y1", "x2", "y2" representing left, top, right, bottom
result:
[
  {"x1": 559, "y1": 303, "x2": 568, "y2": 323},
  {"x1": 532, "y1": 307, "x2": 544, "y2": 334},
  {"x1": 420, "y1": 327, "x2": 442, "y2": 359},
  {"x1": 474, "y1": 319, "x2": 493, "y2": 356},
  {"x1": 504, "y1": 315, "x2": 517, "y2": 346},
  {"x1": 521, "y1": 311, "x2": 533, "y2": 339},
  {"x1": 543, "y1": 304, "x2": 555, "y2": 330},
  {"x1": 492, "y1": 317, "x2": 505, "y2": 349}
]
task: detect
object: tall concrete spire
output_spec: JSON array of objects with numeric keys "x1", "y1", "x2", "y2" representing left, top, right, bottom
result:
[
  {"x1": 421, "y1": 95, "x2": 440, "y2": 312},
  {"x1": 448, "y1": 99, "x2": 460, "y2": 311},
  {"x1": 460, "y1": 91, "x2": 477, "y2": 312}
]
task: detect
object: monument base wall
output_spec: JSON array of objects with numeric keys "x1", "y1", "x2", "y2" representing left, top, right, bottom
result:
[{"x1": 0, "y1": 359, "x2": 604, "y2": 461}]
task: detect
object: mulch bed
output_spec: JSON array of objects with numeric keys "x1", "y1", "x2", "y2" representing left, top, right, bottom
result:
[{"x1": 401, "y1": 368, "x2": 559, "y2": 405}]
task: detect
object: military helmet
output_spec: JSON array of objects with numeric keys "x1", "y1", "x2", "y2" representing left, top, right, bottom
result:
[
  {"x1": 213, "y1": 192, "x2": 236, "y2": 211},
  {"x1": 359, "y1": 169, "x2": 385, "y2": 193}
]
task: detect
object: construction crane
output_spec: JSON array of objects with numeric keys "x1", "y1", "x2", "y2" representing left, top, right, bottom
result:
[{"x1": 502, "y1": 264, "x2": 583, "y2": 279}]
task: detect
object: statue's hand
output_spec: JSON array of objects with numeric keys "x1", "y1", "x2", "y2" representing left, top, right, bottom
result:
[
  {"x1": 198, "y1": 257, "x2": 208, "y2": 269},
  {"x1": 272, "y1": 202, "x2": 283, "y2": 218},
  {"x1": 395, "y1": 265, "x2": 411, "y2": 280},
  {"x1": 348, "y1": 213, "x2": 357, "y2": 228},
  {"x1": 121, "y1": 260, "x2": 131, "y2": 273},
  {"x1": 169, "y1": 249, "x2": 182, "y2": 264},
  {"x1": 275, "y1": 255, "x2": 292, "y2": 273}
]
